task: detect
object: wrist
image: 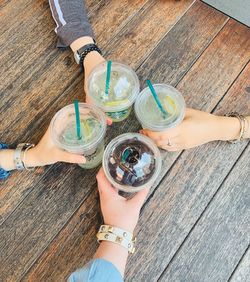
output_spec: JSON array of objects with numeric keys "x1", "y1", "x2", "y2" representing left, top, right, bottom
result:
[
  {"x1": 83, "y1": 52, "x2": 105, "y2": 75},
  {"x1": 0, "y1": 149, "x2": 15, "y2": 171},
  {"x1": 70, "y1": 36, "x2": 94, "y2": 52},
  {"x1": 215, "y1": 115, "x2": 241, "y2": 141},
  {"x1": 24, "y1": 147, "x2": 39, "y2": 168}
]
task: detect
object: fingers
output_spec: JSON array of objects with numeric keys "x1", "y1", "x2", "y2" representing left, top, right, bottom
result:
[
  {"x1": 59, "y1": 151, "x2": 86, "y2": 164},
  {"x1": 106, "y1": 116, "x2": 113, "y2": 126},
  {"x1": 96, "y1": 168, "x2": 118, "y2": 198},
  {"x1": 139, "y1": 127, "x2": 184, "y2": 151},
  {"x1": 140, "y1": 129, "x2": 162, "y2": 141},
  {"x1": 128, "y1": 188, "x2": 150, "y2": 208}
]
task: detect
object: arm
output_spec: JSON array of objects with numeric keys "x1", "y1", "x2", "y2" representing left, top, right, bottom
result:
[
  {"x1": 49, "y1": 0, "x2": 94, "y2": 48},
  {"x1": 141, "y1": 109, "x2": 250, "y2": 151},
  {"x1": 68, "y1": 169, "x2": 149, "y2": 281},
  {"x1": 49, "y1": 0, "x2": 106, "y2": 101},
  {"x1": 0, "y1": 127, "x2": 85, "y2": 172}
]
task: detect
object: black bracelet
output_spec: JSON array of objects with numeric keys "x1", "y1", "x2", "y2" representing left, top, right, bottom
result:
[{"x1": 77, "y1": 44, "x2": 103, "y2": 72}]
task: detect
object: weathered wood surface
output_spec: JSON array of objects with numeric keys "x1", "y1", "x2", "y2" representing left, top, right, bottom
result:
[
  {"x1": 230, "y1": 247, "x2": 250, "y2": 282},
  {"x1": 23, "y1": 16, "x2": 250, "y2": 282},
  {"x1": 0, "y1": 0, "x2": 155, "y2": 223},
  {"x1": 0, "y1": 0, "x2": 200, "y2": 281},
  {"x1": 124, "y1": 63, "x2": 250, "y2": 281},
  {"x1": 0, "y1": 0, "x2": 194, "y2": 225},
  {"x1": 0, "y1": 0, "x2": 249, "y2": 281},
  {"x1": 17, "y1": 2, "x2": 233, "y2": 281},
  {"x1": 159, "y1": 144, "x2": 250, "y2": 282}
]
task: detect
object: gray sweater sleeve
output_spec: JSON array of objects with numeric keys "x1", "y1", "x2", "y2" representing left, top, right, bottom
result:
[{"x1": 48, "y1": 0, "x2": 94, "y2": 47}]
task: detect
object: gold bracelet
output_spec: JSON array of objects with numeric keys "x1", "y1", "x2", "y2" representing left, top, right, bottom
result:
[{"x1": 225, "y1": 112, "x2": 248, "y2": 143}]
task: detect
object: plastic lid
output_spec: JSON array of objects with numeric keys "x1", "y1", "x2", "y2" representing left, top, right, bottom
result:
[
  {"x1": 135, "y1": 84, "x2": 186, "y2": 131},
  {"x1": 51, "y1": 103, "x2": 107, "y2": 153},
  {"x1": 103, "y1": 133, "x2": 162, "y2": 192},
  {"x1": 88, "y1": 62, "x2": 140, "y2": 111}
]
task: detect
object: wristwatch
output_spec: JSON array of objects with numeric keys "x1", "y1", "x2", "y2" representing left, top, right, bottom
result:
[{"x1": 74, "y1": 42, "x2": 102, "y2": 68}]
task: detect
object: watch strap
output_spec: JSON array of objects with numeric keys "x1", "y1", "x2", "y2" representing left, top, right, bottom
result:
[
  {"x1": 97, "y1": 225, "x2": 136, "y2": 254},
  {"x1": 98, "y1": 225, "x2": 134, "y2": 242},
  {"x1": 76, "y1": 43, "x2": 102, "y2": 70},
  {"x1": 96, "y1": 232, "x2": 136, "y2": 254}
]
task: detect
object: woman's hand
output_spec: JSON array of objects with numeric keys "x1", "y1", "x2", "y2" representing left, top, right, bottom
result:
[
  {"x1": 25, "y1": 127, "x2": 86, "y2": 167},
  {"x1": 140, "y1": 108, "x2": 242, "y2": 151},
  {"x1": 96, "y1": 168, "x2": 149, "y2": 233}
]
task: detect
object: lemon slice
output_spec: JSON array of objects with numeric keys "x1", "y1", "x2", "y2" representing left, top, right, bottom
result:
[
  {"x1": 104, "y1": 99, "x2": 129, "y2": 107},
  {"x1": 81, "y1": 120, "x2": 91, "y2": 137},
  {"x1": 163, "y1": 96, "x2": 176, "y2": 115}
]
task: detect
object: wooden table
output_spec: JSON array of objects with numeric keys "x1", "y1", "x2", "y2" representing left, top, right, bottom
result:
[{"x1": 1, "y1": 1, "x2": 249, "y2": 281}]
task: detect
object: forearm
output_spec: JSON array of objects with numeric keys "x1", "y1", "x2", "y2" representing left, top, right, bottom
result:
[
  {"x1": 94, "y1": 241, "x2": 128, "y2": 277},
  {"x1": 0, "y1": 147, "x2": 40, "y2": 171},
  {"x1": 49, "y1": 0, "x2": 94, "y2": 47}
]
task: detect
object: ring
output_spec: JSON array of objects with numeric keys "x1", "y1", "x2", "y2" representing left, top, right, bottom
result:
[{"x1": 167, "y1": 139, "x2": 172, "y2": 146}]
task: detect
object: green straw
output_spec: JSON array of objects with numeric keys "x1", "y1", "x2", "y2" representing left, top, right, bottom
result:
[
  {"x1": 146, "y1": 79, "x2": 168, "y2": 118},
  {"x1": 73, "y1": 100, "x2": 82, "y2": 140},
  {"x1": 105, "y1": 60, "x2": 112, "y2": 97}
]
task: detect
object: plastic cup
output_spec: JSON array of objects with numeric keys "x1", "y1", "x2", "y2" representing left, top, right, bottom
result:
[
  {"x1": 134, "y1": 84, "x2": 186, "y2": 131},
  {"x1": 103, "y1": 133, "x2": 162, "y2": 193},
  {"x1": 51, "y1": 103, "x2": 107, "y2": 169},
  {"x1": 88, "y1": 61, "x2": 140, "y2": 122}
]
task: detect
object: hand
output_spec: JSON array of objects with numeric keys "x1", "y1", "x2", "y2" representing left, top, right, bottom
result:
[
  {"x1": 140, "y1": 108, "x2": 241, "y2": 151},
  {"x1": 96, "y1": 168, "x2": 149, "y2": 233},
  {"x1": 25, "y1": 127, "x2": 86, "y2": 167},
  {"x1": 83, "y1": 52, "x2": 106, "y2": 103}
]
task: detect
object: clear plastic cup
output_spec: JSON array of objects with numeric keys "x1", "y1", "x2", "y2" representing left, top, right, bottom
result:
[
  {"x1": 51, "y1": 103, "x2": 107, "y2": 169},
  {"x1": 88, "y1": 61, "x2": 140, "y2": 122},
  {"x1": 103, "y1": 133, "x2": 162, "y2": 193},
  {"x1": 134, "y1": 84, "x2": 186, "y2": 131}
]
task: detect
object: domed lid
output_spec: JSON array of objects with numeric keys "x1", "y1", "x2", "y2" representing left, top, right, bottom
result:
[
  {"x1": 88, "y1": 61, "x2": 140, "y2": 111},
  {"x1": 103, "y1": 133, "x2": 162, "y2": 192}
]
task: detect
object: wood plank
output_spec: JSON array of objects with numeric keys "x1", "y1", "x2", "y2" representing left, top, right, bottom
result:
[
  {"x1": 21, "y1": 28, "x2": 250, "y2": 282},
  {"x1": 89, "y1": 0, "x2": 151, "y2": 47},
  {"x1": 137, "y1": 18, "x2": 250, "y2": 194},
  {"x1": 105, "y1": 0, "x2": 194, "y2": 68},
  {"x1": 159, "y1": 145, "x2": 250, "y2": 282},
  {"x1": 124, "y1": 63, "x2": 250, "y2": 281},
  {"x1": 136, "y1": 0, "x2": 228, "y2": 86},
  {"x1": 230, "y1": 247, "x2": 250, "y2": 282}
]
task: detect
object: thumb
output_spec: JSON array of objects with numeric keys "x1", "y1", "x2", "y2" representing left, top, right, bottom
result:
[
  {"x1": 140, "y1": 129, "x2": 161, "y2": 141},
  {"x1": 128, "y1": 188, "x2": 150, "y2": 209},
  {"x1": 59, "y1": 150, "x2": 86, "y2": 164},
  {"x1": 96, "y1": 168, "x2": 118, "y2": 199}
]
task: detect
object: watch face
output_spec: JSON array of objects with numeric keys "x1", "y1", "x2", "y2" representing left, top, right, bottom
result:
[{"x1": 74, "y1": 52, "x2": 80, "y2": 64}]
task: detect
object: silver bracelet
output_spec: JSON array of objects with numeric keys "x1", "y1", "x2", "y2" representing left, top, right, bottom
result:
[
  {"x1": 14, "y1": 143, "x2": 35, "y2": 170},
  {"x1": 23, "y1": 144, "x2": 35, "y2": 170}
]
